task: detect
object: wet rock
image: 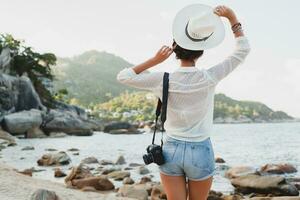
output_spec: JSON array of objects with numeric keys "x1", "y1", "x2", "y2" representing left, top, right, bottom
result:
[
  {"x1": 67, "y1": 148, "x2": 79, "y2": 152},
  {"x1": 138, "y1": 166, "x2": 150, "y2": 175},
  {"x1": 73, "y1": 152, "x2": 79, "y2": 156},
  {"x1": 99, "y1": 159, "x2": 114, "y2": 165},
  {"x1": 108, "y1": 170, "x2": 130, "y2": 181},
  {"x1": 101, "y1": 167, "x2": 122, "y2": 175},
  {"x1": 117, "y1": 184, "x2": 148, "y2": 200},
  {"x1": 30, "y1": 189, "x2": 59, "y2": 200},
  {"x1": 21, "y1": 146, "x2": 35, "y2": 151},
  {"x1": 115, "y1": 155, "x2": 126, "y2": 165},
  {"x1": 3, "y1": 109, "x2": 42, "y2": 135},
  {"x1": 123, "y1": 177, "x2": 135, "y2": 185},
  {"x1": 42, "y1": 109, "x2": 93, "y2": 136},
  {"x1": 104, "y1": 121, "x2": 143, "y2": 134},
  {"x1": 37, "y1": 151, "x2": 71, "y2": 166},
  {"x1": 225, "y1": 166, "x2": 257, "y2": 179},
  {"x1": 260, "y1": 163, "x2": 297, "y2": 174},
  {"x1": 215, "y1": 156, "x2": 226, "y2": 163},
  {"x1": 124, "y1": 167, "x2": 133, "y2": 170},
  {"x1": 231, "y1": 173, "x2": 299, "y2": 196},
  {"x1": 54, "y1": 168, "x2": 67, "y2": 178},
  {"x1": 81, "y1": 156, "x2": 98, "y2": 164},
  {"x1": 129, "y1": 163, "x2": 144, "y2": 167},
  {"x1": 71, "y1": 176, "x2": 115, "y2": 191},
  {"x1": 45, "y1": 148, "x2": 58, "y2": 152}
]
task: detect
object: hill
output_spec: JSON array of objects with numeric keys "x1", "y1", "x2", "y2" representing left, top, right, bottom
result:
[{"x1": 52, "y1": 50, "x2": 137, "y2": 105}]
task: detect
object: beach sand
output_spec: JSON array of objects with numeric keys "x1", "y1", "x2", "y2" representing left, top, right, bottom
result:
[{"x1": 0, "y1": 162, "x2": 135, "y2": 200}]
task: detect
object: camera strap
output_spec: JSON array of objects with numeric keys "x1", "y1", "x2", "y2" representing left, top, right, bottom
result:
[{"x1": 152, "y1": 72, "x2": 169, "y2": 147}]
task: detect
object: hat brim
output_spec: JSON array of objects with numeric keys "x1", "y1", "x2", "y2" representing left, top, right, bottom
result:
[{"x1": 172, "y1": 4, "x2": 225, "y2": 50}]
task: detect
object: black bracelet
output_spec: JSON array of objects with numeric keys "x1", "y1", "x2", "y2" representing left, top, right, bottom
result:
[{"x1": 231, "y1": 22, "x2": 241, "y2": 29}]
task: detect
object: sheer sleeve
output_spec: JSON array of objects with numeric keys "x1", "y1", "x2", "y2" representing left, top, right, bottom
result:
[
  {"x1": 207, "y1": 36, "x2": 251, "y2": 84},
  {"x1": 116, "y1": 67, "x2": 164, "y2": 91}
]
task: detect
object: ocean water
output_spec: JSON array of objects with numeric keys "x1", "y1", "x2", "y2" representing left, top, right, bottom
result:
[{"x1": 1, "y1": 122, "x2": 300, "y2": 194}]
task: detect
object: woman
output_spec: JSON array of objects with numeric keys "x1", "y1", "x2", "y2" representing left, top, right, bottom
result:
[{"x1": 116, "y1": 4, "x2": 250, "y2": 200}]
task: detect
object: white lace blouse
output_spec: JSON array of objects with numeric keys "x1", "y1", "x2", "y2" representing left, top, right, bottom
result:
[{"x1": 116, "y1": 36, "x2": 251, "y2": 142}]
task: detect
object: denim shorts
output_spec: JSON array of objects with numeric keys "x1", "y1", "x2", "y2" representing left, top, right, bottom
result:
[{"x1": 158, "y1": 134, "x2": 216, "y2": 181}]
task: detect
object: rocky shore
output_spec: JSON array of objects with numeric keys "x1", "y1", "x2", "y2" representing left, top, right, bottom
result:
[{"x1": 1, "y1": 136, "x2": 300, "y2": 200}]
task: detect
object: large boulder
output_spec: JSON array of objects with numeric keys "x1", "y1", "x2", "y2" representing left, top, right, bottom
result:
[
  {"x1": 30, "y1": 189, "x2": 59, "y2": 200},
  {"x1": 3, "y1": 109, "x2": 43, "y2": 135},
  {"x1": 230, "y1": 173, "x2": 299, "y2": 196},
  {"x1": 107, "y1": 170, "x2": 130, "y2": 181},
  {"x1": 225, "y1": 166, "x2": 257, "y2": 179},
  {"x1": 0, "y1": 73, "x2": 45, "y2": 118},
  {"x1": 65, "y1": 164, "x2": 93, "y2": 186},
  {"x1": 42, "y1": 109, "x2": 93, "y2": 136}
]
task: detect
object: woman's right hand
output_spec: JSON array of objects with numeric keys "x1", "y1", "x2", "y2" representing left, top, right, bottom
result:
[{"x1": 213, "y1": 5, "x2": 237, "y2": 21}]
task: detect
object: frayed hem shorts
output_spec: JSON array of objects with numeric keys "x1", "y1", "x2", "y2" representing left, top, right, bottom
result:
[{"x1": 158, "y1": 135, "x2": 216, "y2": 181}]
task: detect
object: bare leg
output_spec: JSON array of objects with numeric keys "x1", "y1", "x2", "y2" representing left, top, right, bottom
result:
[
  {"x1": 160, "y1": 172, "x2": 187, "y2": 200},
  {"x1": 187, "y1": 176, "x2": 213, "y2": 200}
]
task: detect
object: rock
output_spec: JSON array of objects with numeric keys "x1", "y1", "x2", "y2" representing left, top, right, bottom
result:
[
  {"x1": 151, "y1": 184, "x2": 166, "y2": 200},
  {"x1": 108, "y1": 170, "x2": 130, "y2": 181},
  {"x1": 73, "y1": 152, "x2": 79, "y2": 156},
  {"x1": 42, "y1": 109, "x2": 93, "y2": 136},
  {"x1": 115, "y1": 155, "x2": 126, "y2": 165},
  {"x1": 26, "y1": 126, "x2": 47, "y2": 138},
  {"x1": 230, "y1": 173, "x2": 299, "y2": 196},
  {"x1": 139, "y1": 176, "x2": 152, "y2": 184},
  {"x1": 37, "y1": 151, "x2": 71, "y2": 166},
  {"x1": 71, "y1": 176, "x2": 115, "y2": 191},
  {"x1": 250, "y1": 197, "x2": 300, "y2": 200},
  {"x1": 81, "y1": 156, "x2": 99, "y2": 164},
  {"x1": 30, "y1": 189, "x2": 59, "y2": 200},
  {"x1": 124, "y1": 167, "x2": 133, "y2": 170},
  {"x1": 118, "y1": 184, "x2": 148, "y2": 200},
  {"x1": 45, "y1": 148, "x2": 58, "y2": 152},
  {"x1": 225, "y1": 166, "x2": 257, "y2": 179},
  {"x1": 129, "y1": 163, "x2": 144, "y2": 167},
  {"x1": 260, "y1": 163, "x2": 297, "y2": 174},
  {"x1": 54, "y1": 168, "x2": 67, "y2": 177},
  {"x1": 0, "y1": 129, "x2": 16, "y2": 144},
  {"x1": 49, "y1": 132, "x2": 67, "y2": 138},
  {"x1": 101, "y1": 167, "x2": 122, "y2": 175},
  {"x1": 99, "y1": 159, "x2": 114, "y2": 165},
  {"x1": 138, "y1": 166, "x2": 150, "y2": 175},
  {"x1": 0, "y1": 73, "x2": 45, "y2": 116},
  {"x1": 104, "y1": 121, "x2": 143, "y2": 134},
  {"x1": 65, "y1": 164, "x2": 93, "y2": 186},
  {"x1": 215, "y1": 156, "x2": 226, "y2": 163},
  {"x1": 18, "y1": 168, "x2": 33, "y2": 176},
  {"x1": 123, "y1": 177, "x2": 135, "y2": 185},
  {"x1": 67, "y1": 148, "x2": 79, "y2": 152},
  {"x1": 21, "y1": 146, "x2": 35, "y2": 151},
  {"x1": 3, "y1": 109, "x2": 42, "y2": 135}
]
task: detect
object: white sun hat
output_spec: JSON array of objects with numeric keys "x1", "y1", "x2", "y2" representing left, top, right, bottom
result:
[{"x1": 172, "y1": 4, "x2": 225, "y2": 50}]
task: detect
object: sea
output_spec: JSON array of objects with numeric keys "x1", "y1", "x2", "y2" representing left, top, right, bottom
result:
[{"x1": 1, "y1": 122, "x2": 300, "y2": 194}]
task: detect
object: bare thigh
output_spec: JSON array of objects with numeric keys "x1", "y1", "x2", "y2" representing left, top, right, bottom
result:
[
  {"x1": 160, "y1": 172, "x2": 187, "y2": 200},
  {"x1": 187, "y1": 176, "x2": 213, "y2": 200}
]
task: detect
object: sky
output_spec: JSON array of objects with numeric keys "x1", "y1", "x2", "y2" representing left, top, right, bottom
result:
[{"x1": 1, "y1": 0, "x2": 300, "y2": 118}]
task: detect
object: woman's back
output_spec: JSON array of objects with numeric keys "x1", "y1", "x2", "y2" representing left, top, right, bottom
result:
[{"x1": 116, "y1": 36, "x2": 251, "y2": 142}]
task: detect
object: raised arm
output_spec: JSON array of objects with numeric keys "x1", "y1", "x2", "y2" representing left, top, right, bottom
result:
[
  {"x1": 116, "y1": 46, "x2": 173, "y2": 91},
  {"x1": 207, "y1": 5, "x2": 251, "y2": 84}
]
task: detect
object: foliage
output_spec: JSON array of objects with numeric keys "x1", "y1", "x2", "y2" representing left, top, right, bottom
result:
[{"x1": 0, "y1": 34, "x2": 57, "y2": 107}]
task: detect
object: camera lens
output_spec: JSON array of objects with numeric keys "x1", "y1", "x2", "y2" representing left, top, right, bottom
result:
[{"x1": 143, "y1": 154, "x2": 153, "y2": 165}]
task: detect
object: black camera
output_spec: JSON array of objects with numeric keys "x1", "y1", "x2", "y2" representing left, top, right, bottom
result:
[{"x1": 143, "y1": 144, "x2": 165, "y2": 165}]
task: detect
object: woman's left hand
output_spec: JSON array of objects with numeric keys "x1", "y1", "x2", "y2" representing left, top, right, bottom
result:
[{"x1": 152, "y1": 45, "x2": 173, "y2": 64}]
